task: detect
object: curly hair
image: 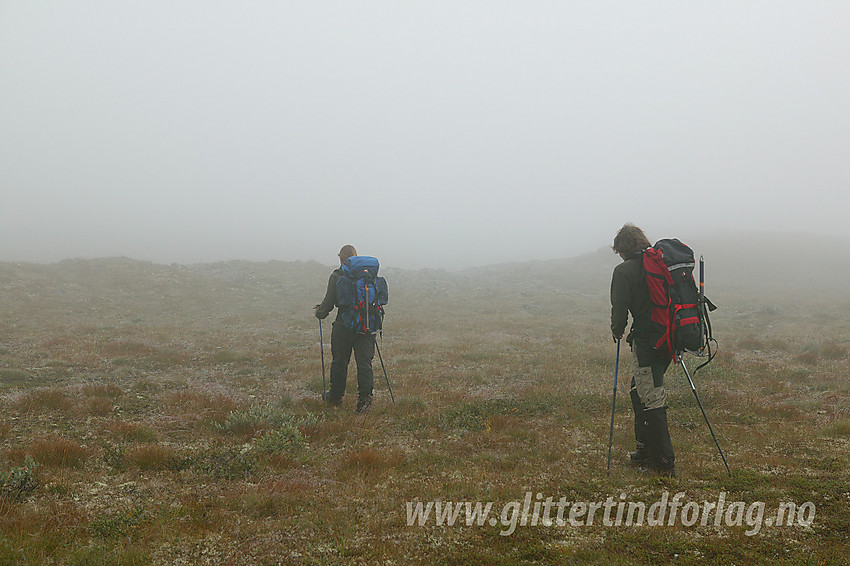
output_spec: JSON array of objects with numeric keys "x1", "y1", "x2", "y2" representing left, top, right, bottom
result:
[{"x1": 612, "y1": 224, "x2": 651, "y2": 256}]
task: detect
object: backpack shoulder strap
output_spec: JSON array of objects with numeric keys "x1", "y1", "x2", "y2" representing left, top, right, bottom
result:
[{"x1": 643, "y1": 247, "x2": 673, "y2": 285}]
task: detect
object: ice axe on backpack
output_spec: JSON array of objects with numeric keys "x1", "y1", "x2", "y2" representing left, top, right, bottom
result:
[{"x1": 694, "y1": 255, "x2": 718, "y2": 373}]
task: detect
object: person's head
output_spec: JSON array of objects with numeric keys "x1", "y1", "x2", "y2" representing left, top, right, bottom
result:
[
  {"x1": 612, "y1": 223, "x2": 651, "y2": 259},
  {"x1": 338, "y1": 244, "x2": 357, "y2": 265}
]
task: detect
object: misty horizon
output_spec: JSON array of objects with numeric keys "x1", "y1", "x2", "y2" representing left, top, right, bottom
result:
[{"x1": 2, "y1": 2, "x2": 848, "y2": 270}]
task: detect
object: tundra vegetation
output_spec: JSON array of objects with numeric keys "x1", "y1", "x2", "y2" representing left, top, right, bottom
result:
[{"x1": 1, "y1": 239, "x2": 848, "y2": 564}]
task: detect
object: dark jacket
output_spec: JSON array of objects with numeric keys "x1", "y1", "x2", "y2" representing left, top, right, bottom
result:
[
  {"x1": 316, "y1": 268, "x2": 343, "y2": 321},
  {"x1": 610, "y1": 252, "x2": 650, "y2": 342},
  {"x1": 611, "y1": 251, "x2": 670, "y2": 369}
]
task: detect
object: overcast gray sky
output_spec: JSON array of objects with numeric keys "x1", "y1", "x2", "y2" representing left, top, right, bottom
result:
[{"x1": 1, "y1": 1, "x2": 848, "y2": 269}]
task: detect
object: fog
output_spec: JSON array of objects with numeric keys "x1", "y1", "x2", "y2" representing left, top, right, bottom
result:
[{"x1": 1, "y1": 1, "x2": 848, "y2": 270}]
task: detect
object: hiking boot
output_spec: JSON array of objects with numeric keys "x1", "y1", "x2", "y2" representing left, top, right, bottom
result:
[
  {"x1": 355, "y1": 396, "x2": 372, "y2": 414},
  {"x1": 322, "y1": 391, "x2": 342, "y2": 407},
  {"x1": 629, "y1": 449, "x2": 651, "y2": 465},
  {"x1": 656, "y1": 466, "x2": 676, "y2": 478},
  {"x1": 642, "y1": 407, "x2": 676, "y2": 476},
  {"x1": 636, "y1": 463, "x2": 676, "y2": 478}
]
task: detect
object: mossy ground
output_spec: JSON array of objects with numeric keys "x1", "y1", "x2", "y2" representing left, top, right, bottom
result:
[{"x1": 0, "y1": 258, "x2": 848, "y2": 564}]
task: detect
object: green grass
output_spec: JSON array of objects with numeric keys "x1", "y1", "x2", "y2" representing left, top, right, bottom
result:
[{"x1": 0, "y1": 369, "x2": 32, "y2": 388}]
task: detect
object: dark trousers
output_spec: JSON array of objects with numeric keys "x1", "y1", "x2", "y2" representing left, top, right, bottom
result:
[{"x1": 327, "y1": 322, "x2": 375, "y2": 401}]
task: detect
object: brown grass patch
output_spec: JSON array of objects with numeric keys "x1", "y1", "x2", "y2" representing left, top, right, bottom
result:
[
  {"x1": 211, "y1": 350, "x2": 253, "y2": 365},
  {"x1": 820, "y1": 420, "x2": 850, "y2": 438},
  {"x1": 86, "y1": 397, "x2": 114, "y2": 416},
  {"x1": 340, "y1": 446, "x2": 404, "y2": 477},
  {"x1": 262, "y1": 453, "x2": 295, "y2": 470},
  {"x1": 124, "y1": 443, "x2": 182, "y2": 471},
  {"x1": 820, "y1": 341, "x2": 848, "y2": 360},
  {"x1": 257, "y1": 475, "x2": 316, "y2": 495},
  {"x1": 164, "y1": 391, "x2": 239, "y2": 424},
  {"x1": 104, "y1": 420, "x2": 158, "y2": 442},
  {"x1": 42, "y1": 335, "x2": 71, "y2": 346},
  {"x1": 14, "y1": 436, "x2": 88, "y2": 468},
  {"x1": 178, "y1": 493, "x2": 226, "y2": 532},
  {"x1": 313, "y1": 418, "x2": 355, "y2": 443},
  {"x1": 0, "y1": 499, "x2": 88, "y2": 538},
  {"x1": 13, "y1": 388, "x2": 73, "y2": 413},
  {"x1": 0, "y1": 369, "x2": 31, "y2": 386},
  {"x1": 486, "y1": 415, "x2": 522, "y2": 432},
  {"x1": 232, "y1": 478, "x2": 317, "y2": 519},
  {"x1": 103, "y1": 341, "x2": 157, "y2": 356},
  {"x1": 794, "y1": 341, "x2": 850, "y2": 365},
  {"x1": 260, "y1": 352, "x2": 290, "y2": 366},
  {"x1": 794, "y1": 350, "x2": 820, "y2": 365},
  {"x1": 82, "y1": 383, "x2": 124, "y2": 398},
  {"x1": 148, "y1": 350, "x2": 192, "y2": 368},
  {"x1": 749, "y1": 399, "x2": 807, "y2": 422},
  {"x1": 736, "y1": 337, "x2": 764, "y2": 350},
  {"x1": 236, "y1": 491, "x2": 289, "y2": 519}
]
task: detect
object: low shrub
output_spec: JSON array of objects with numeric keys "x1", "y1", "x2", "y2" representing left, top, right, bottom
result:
[{"x1": 0, "y1": 456, "x2": 39, "y2": 501}]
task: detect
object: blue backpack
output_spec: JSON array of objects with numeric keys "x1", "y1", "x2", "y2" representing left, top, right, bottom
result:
[{"x1": 336, "y1": 256, "x2": 388, "y2": 334}]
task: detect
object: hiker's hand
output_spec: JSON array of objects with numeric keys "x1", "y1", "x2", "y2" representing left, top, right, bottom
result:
[{"x1": 612, "y1": 332, "x2": 622, "y2": 342}]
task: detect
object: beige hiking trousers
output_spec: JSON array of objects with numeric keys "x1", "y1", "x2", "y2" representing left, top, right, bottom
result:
[{"x1": 630, "y1": 348, "x2": 668, "y2": 410}]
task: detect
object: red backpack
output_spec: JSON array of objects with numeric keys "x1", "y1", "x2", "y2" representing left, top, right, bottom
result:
[{"x1": 643, "y1": 239, "x2": 715, "y2": 358}]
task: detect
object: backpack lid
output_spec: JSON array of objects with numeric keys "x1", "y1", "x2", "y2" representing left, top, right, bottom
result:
[
  {"x1": 342, "y1": 256, "x2": 379, "y2": 280},
  {"x1": 654, "y1": 239, "x2": 695, "y2": 269}
]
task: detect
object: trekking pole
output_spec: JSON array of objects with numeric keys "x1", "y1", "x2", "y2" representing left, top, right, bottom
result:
[
  {"x1": 374, "y1": 338, "x2": 395, "y2": 403},
  {"x1": 319, "y1": 318, "x2": 326, "y2": 410},
  {"x1": 606, "y1": 339, "x2": 621, "y2": 476},
  {"x1": 678, "y1": 353, "x2": 731, "y2": 477},
  {"x1": 698, "y1": 255, "x2": 705, "y2": 351}
]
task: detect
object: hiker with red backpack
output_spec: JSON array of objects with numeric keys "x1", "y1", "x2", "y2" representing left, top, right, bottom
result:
[
  {"x1": 610, "y1": 224, "x2": 676, "y2": 476},
  {"x1": 314, "y1": 245, "x2": 388, "y2": 413}
]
